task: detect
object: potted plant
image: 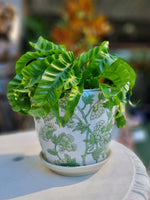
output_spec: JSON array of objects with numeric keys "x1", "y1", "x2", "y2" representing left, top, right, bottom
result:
[{"x1": 7, "y1": 37, "x2": 136, "y2": 175}]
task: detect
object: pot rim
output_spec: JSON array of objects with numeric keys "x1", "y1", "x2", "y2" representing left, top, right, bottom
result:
[
  {"x1": 65, "y1": 88, "x2": 101, "y2": 94},
  {"x1": 64, "y1": 88, "x2": 101, "y2": 95},
  {"x1": 83, "y1": 88, "x2": 100, "y2": 92}
]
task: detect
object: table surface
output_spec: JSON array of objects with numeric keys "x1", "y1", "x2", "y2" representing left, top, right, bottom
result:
[{"x1": 0, "y1": 130, "x2": 149, "y2": 200}]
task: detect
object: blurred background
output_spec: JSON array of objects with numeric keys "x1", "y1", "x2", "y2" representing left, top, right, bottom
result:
[{"x1": 0, "y1": 0, "x2": 150, "y2": 172}]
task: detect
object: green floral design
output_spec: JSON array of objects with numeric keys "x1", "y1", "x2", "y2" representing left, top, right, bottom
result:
[
  {"x1": 73, "y1": 121, "x2": 88, "y2": 134},
  {"x1": 39, "y1": 123, "x2": 56, "y2": 142},
  {"x1": 47, "y1": 132, "x2": 78, "y2": 166},
  {"x1": 55, "y1": 154, "x2": 80, "y2": 167},
  {"x1": 82, "y1": 94, "x2": 94, "y2": 107},
  {"x1": 59, "y1": 93, "x2": 69, "y2": 112},
  {"x1": 39, "y1": 91, "x2": 114, "y2": 166},
  {"x1": 106, "y1": 110, "x2": 114, "y2": 133},
  {"x1": 72, "y1": 91, "x2": 113, "y2": 165},
  {"x1": 57, "y1": 133, "x2": 77, "y2": 152},
  {"x1": 66, "y1": 119, "x2": 75, "y2": 129},
  {"x1": 90, "y1": 102, "x2": 104, "y2": 120},
  {"x1": 43, "y1": 112, "x2": 55, "y2": 121},
  {"x1": 93, "y1": 121, "x2": 106, "y2": 141}
]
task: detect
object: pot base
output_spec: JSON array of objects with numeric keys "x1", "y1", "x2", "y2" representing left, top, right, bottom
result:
[{"x1": 39, "y1": 149, "x2": 111, "y2": 176}]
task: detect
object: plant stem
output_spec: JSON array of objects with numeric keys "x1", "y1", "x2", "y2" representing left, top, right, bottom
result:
[
  {"x1": 77, "y1": 105, "x2": 88, "y2": 124},
  {"x1": 82, "y1": 129, "x2": 89, "y2": 166},
  {"x1": 85, "y1": 99, "x2": 100, "y2": 119},
  {"x1": 74, "y1": 114, "x2": 83, "y2": 124},
  {"x1": 55, "y1": 144, "x2": 62, "y2": 161},
  {"x1": 77, "y1": 105, "x2": 97, "y2": 165},
  {"x1": 82, "y1": 103, "x2": 86, "y2": 111}
]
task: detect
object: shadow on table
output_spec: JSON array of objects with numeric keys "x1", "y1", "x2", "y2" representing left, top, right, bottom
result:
[{"x1": 0, "y1": 154, "x2": 93, "y2": 200}]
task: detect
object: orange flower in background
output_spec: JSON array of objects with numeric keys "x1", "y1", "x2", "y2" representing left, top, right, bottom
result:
[
  {"x1": 51, "y1": 0, "x2": 113, "y2": 57},
  {"x1": 64, "y1": 0, "x2": 94, "y2": 20},
  {"x1": 92, "y1": 16, "x2": 112, "y2": 36},
  {"x1": 52, "y1": 26, "x2": 81, "y2": 47}
]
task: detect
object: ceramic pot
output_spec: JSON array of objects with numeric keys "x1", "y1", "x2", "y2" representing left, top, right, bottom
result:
[{"x1": 35, "y1": 89, "x2": 115, "y2": 167}]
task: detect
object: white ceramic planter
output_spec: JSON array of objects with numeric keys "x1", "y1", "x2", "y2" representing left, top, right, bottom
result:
[{"x1": 35, "y1": 89, "x2": 115, "y2": 167}]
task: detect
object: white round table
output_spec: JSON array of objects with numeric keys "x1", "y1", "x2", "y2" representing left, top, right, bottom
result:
[{"x1": 0, "y1": 130, "x2": 149, "y2": 200}]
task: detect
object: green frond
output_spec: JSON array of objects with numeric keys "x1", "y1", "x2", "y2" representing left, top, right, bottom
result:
[{"x1": 29, "y1": 36, "x2": 66, "y2": 52}]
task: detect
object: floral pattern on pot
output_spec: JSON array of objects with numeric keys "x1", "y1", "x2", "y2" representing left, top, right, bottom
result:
[{"x1": 35, "y1": 89, "x2": 115, "y2": 166}]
